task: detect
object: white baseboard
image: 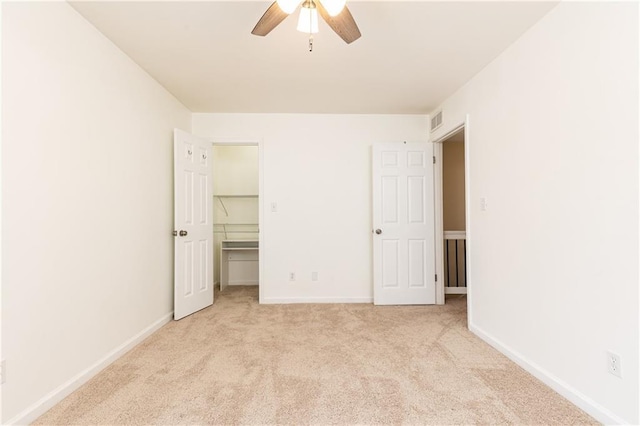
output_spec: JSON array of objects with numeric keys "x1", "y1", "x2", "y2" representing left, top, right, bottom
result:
[
  {"x1": 469, "y1": 322, "x2": 629, "y2": 425},
  {"x1": 6, "y1": 312, "x2": 174, "y2": 426},
  {"x1": 445, "y1": 287, "x2": 467, "y2": 294},
  {"x1": 262, "y1": 297, "x2": 373, "y2": 304}
]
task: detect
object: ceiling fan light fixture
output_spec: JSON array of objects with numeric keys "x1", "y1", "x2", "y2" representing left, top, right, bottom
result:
[
  {"x1": 296, "y1": 2, "x2": 319, "y2": 34},
  {"x1": 251, "y1": 0, "x2": 361, "y2": 45},
  {"x1": 276, "y1": 0, "x2": 300, "y2": 14},
  {"x1": 320, "y1": 0, "x2": 346, "y2": 17}
]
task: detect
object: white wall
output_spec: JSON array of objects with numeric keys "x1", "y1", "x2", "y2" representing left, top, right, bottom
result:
[
  {"x1": 1, "y1": 2, "x2": 191, "y2": 423},
  {"x1": 430, "y1": 2, "x2": 638, "y2": 424},
  {"x1": 213, "y1": 146, "x2": 259, "y2": 196},
  {"x1": 194, "y1": 114, "x2": 428, "y2": 302}
]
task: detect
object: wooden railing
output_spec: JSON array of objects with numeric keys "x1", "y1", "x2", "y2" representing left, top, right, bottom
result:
[{"x1": 444, "y1": 231, "x2": 467, "y2": 294}]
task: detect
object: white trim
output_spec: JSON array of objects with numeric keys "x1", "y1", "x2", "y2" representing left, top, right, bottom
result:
[
  {"x1": 432, "y1": 140, "x2": 445, "y2": 305},
  {"x1": 445, "y1": 287, "x2": 467, "y2": 294},
  {"x1": 262, "y1": 297, "x2": 373, "y2": 304},
  {"x1": 431, "y1": 120, "x2": 469, "y2": 308},
  {"x1": 469, "y1": 322, "x2": 629, "y2": 425},
  {"x1": 432, "y1": 124, "x2": 465, "y2": 144},
  {"x1": 6, "y1": 312, "x2": 173, "y2": 426},
  {"x1": 210, "y1": 137, "x2": 261, "y2": 146},
  {"x1": 209, "y1": 138, "x2": 265, "y2": 304},
  {"x1": 258, "y1": 139, "x2": 265, "y2": 304},
  {"x1": 444, "y1": 230, "x2": 466, "y2": 240},
  {"x1": 463, "y1": 115, "x2": 472, "y2": 325}
]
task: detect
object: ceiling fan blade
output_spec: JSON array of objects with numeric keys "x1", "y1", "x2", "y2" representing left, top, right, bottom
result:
[
  {"x1": 316, "y1": 2, "x2": 361, "y2": 44},
  {"x1": 251, "y1": 2, "x2": 288, "y2": 36}
]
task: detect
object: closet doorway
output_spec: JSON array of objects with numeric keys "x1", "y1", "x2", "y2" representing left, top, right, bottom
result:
[
  {"x1": 212, "y1": 141, "x2": 262, "y2": 301},
  {"x1": 433, "y1": 122, "x2": 470, "y2": 305}
]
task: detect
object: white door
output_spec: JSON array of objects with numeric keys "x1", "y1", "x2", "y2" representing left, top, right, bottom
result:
[
  {"x1": 174, "y1": 129, "x2": 213, "y2": 320},
  {"x1": 372, "y1": 142, "x2": 436, "y2": 305}
]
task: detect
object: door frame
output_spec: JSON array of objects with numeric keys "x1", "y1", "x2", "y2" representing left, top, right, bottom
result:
[
  {"x1": 432, "y1": 116, "x2": 471, "y2": 316},
  {"x1": 210, "y1": 137, "x2": 265, "y2": 304}
]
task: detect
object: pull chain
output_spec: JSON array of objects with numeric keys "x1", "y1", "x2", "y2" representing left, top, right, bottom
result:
[{"x1": 308, "y1": 3, "x2": 314, "y2": 52}]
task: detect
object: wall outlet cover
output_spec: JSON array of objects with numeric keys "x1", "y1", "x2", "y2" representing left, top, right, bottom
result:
[{"x1": 607, "y1": 351, "x2": 622, "y2": 378}]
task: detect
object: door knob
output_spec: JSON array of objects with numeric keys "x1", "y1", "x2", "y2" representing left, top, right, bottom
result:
[
  {"x1": 179, "y1": 230, "x2": 188, "y2": 236},
  {"x1": 375, "y1": 229, "x2": 382, "y2": 235}
]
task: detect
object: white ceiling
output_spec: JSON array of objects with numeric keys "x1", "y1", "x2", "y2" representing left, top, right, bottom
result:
[{"x1": 69, "y1": 1, "x2": 559, "y2": 114}]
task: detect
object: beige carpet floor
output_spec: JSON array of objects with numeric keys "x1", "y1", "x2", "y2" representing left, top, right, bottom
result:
[{"x1": 35, "y1": 286, "x2": 596, "y2": 425}]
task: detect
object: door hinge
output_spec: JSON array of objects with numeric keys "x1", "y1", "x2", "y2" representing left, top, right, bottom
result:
[
  {"x1": 435, "y1": 274, "x2": 438, "y2": 282},
  {"x1": 433, "y1": 156, "x2": 436, "y2": 164}
]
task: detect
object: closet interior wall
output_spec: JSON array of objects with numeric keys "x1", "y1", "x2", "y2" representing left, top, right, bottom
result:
[{"x1": 212, "y1": 145, "x2": 259, "y2": 286}]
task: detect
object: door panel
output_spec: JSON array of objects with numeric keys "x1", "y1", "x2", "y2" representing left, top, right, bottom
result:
[
  {"x1": 174, "y1": 129, "x2": 213, "y2": 320},
  {"x1": 373, "y1": 142, "x2": 435, "y2": 305},
  {"x1": 382, "y1": 239, "x2": 399, "y2": 288},
  {"x1": 408, "y1": 176, "x2": 425, "y2": 222},
  {"x1": 408, "y1": 239, "x2": 427, "y2": 288},
  {"x1": 382, "y1": 177, "x2": 399, "y2": 223}
]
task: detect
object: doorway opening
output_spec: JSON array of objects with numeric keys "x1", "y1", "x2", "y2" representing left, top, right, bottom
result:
[
  {"x1": 212, "y1": 144, "x2": 260, "y2": 302},
  {"x1": 442, "y1": 130, "x2": 467, "y2": 294},
  {"x1": 434, "y1": 124, "x2": 469, "y2": 306}
]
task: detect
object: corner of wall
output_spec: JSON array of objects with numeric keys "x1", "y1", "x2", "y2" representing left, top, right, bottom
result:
[{"x1": 468, "y1": 321, "x2": 630, "y2": 425}]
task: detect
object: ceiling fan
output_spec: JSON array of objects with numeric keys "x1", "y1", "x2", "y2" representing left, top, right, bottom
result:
[{"x1": 251, "y1": 0, "x2": 361, "y2": 46}]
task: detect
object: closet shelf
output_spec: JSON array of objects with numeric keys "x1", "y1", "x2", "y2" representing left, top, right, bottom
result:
[
  {"x1": 214, "y1": 195, "x2": 258, "y2": 198},
  {"x1": 214, "y1": 223, "x2": 259, "y2": 239},
  {"x1": 214, "y1": 223, "x2": 258, "y2": 226},
  {"x1": 214, "y1": 231, "x2": 259, "y2": 234}
]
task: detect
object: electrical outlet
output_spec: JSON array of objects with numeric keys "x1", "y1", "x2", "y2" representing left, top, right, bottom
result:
[
  {"x1": 289, "y1": 272, "x2": 295, "y2": 281},
  {"x1": 1, "y1": 359, "x2": 6, "y2": 384},
  {"x1": 607, "y1": 351, "x2": 622, "y2": 378},
  {"x1": 312, "y1": 272, "x2": 319, "y2": 282},
  {"x1": 480, "y1": 197, "x2": 488, "y2": 211}
]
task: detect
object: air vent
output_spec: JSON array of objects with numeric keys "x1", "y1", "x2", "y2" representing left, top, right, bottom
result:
[{"x1": 430, "y1": 110, "x2": 443, "y2": 132}]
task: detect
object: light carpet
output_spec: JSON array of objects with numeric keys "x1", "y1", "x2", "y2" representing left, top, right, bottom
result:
[{"x1": 35, "y1": 286, "x2": 596, "y2": 425}]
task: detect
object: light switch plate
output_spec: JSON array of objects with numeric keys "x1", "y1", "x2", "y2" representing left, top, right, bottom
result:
[{"x1": 480, "y1": 197, "x2": 487, "y2": 211}]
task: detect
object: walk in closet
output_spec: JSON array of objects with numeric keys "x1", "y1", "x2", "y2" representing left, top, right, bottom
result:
[{"x1": 212, "y1": 145, "x2": 259, "y2": 289}]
